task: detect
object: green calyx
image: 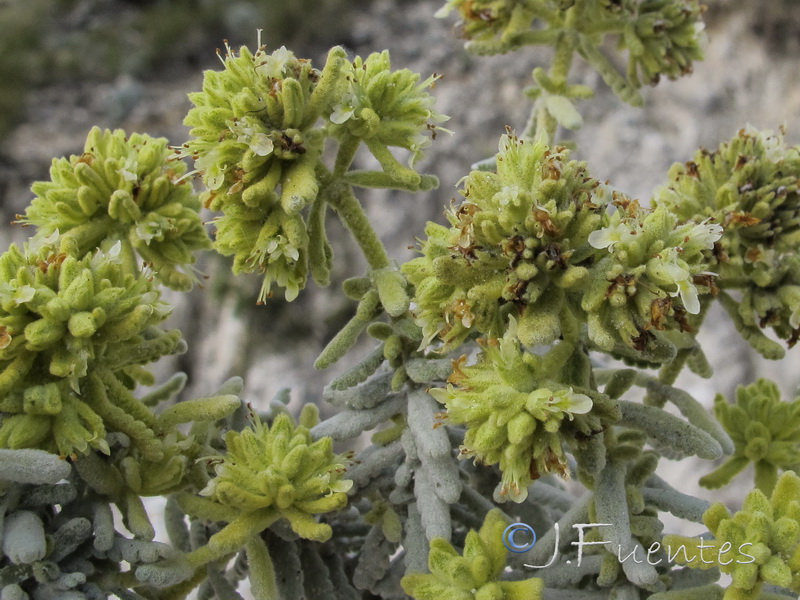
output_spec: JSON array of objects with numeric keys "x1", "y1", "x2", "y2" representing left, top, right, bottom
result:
[
  {"x1": 664, "y1": 471, "x2": 800, "y2": 599},
  {"x1": 583, "y1": 200, "x2": 722, "y2": 362},
  {"x1": 0, "y1": 242, "x2": 184, "y2": 457},
  {"x1": 180, "y1": 42, "x2": 446, "y2": 303},
  {"x1": 403, "y1": 133, "x2": 605, "y2": 350},
  {"x1": 197, "y1": 409, "x2": 352, "y2": 542},
  {"x1": 429, "y1": 317, "x2": 619, "y2": 502},
  {"x1": 23, "y1": 126, "x2": 211, "y2": 291},
  {"x1": 700, "y1": 379, "x2": 800, "y2": 494},
  {"x1": 179, "y1": 43, "x2": 341, "y2": 302},
  {"x1": 655, "y1": 127, "x2": 800, "y2": 355},
  {"x1": 401, "y1": 508, "x2": 544, "y2": 600},
  {"x1": 328, "y1": 50, "x2": 450, "y2": 166}
]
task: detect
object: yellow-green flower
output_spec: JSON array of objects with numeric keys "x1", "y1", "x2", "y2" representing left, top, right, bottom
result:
[
  {"x1": 178, "y1": 43, "x2": 346, "y2": 302},
  {"x1": 401, "y1": 509, "x2": 544, "y2": 600},
  {"x1": 328, "y1": 50, "x2": 449, "y2": 165},
  {"x1": 23, "y1": 127, "x2": 210, "y2": 291},
  {"x1": 199, "y1": 410, "x2": 352, "y2": 541},
  {"x1": 403, "y1": 133, "x2": 606, "y2": 350},
  {"x1": 0, "y1": 243, "x2": 183, "y2": 457},
  {"x1": 654, "y1": 127, "x2": 800, "y2": 355},
  {"x1": 428, "y1": 318, "x2": 618, "y2": 502},
  {"x1": 700, "y1": 379, "x2": 800, "y2": 494},
  {"x1": 664, "y1": 471, "x2": 800, "y2": 600}
]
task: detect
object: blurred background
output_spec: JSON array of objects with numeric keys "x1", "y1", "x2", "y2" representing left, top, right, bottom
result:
[{"x1": 0, "y1": 0, "x2": 799, "y2": 525}]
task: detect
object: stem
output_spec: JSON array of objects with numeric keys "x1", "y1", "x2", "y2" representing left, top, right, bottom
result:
[
  {"x1": 579, "y1": 17, "x2": 627, "y2": 36},
  {"x1": 525, "y1": 100, "x2": 555, "y2": 142},
  {"x1": 524, "y1": 32, "x2": 575, "y2": 142},
  {"x1": 551, "y1": 33, "x2": 575, "y2": 83},
  {"x1": 185, "y1": 508, "x2": 280, "y2": 568},
  {"x1": 333, "y1": 134, "x2": 361, "y2": 177},
  {"x1": 325, "y1": 182, "x2": 389, "y2": 270}
]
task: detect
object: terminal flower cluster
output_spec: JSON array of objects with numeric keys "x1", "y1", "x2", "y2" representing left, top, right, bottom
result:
[
  {"x1": 428, "y1": 318, "x2": 619, "y2": 502},
  {"x1": 23, "y1": 127, "x2": 210, "y2": 291},
  {"x1": 177, "y1": 43, "x2": 341, "y2": 302},
  {"x1": 584, "y1": 200, "x2": 722, "y2": 361},
  {"x1": 654, "y1": 127, "x2": 800, "y2": 356},
  {"x1": 664, "y1": 471, "x2": 800, "y2": 600},
  {"x1": 328, "y1": 50, "x2": 449, "y2": 167},
  {"x1": 403, "y1": 133, "x2": 606, "y2": 349},
  {"x1": 700, "y1": 378, "x2": 800, "y2": 494},
  {"x1": 404, "y1": 132, "x2": 721, "y2": 362},
  {"x1": 436, "y1": 0, "x2": 704, "y2": 108},
  {"x1": 401, "y1": 509, "x2": 544, "y2": 600},
  {"x1": 198, "y1": 409, "x2": 353, "y2": 542},
  {"x1": 178, "y1": 41, "x2": 445, "y2": 303},
  {"x1": 0, "y1": 242, "x2": 182, "y2": 457}
]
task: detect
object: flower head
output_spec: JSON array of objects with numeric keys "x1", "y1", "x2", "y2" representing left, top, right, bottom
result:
[
  {"x1": 700, "y1": 379, "x2": 800, "y2": 494},
  {"x1": 403, "y1": 133, "x2": 606, "y2": 350},
  {"x1": 665, "y1": 471, "x2": 800, "y2": 598},
  {"x1": 328, "y1": 51, "x2": 449, "y2": 165},
  {"x1": 654, "y1": 127, "x2": 800, "y2": 353},
  {"x1": 428, "y1": 318, "x2": 618, "y2": 502},
  {"x1": 200, "y1": 410, "x2": 352, "y2": 541},
  {"x1": 23, "y1": 127, "x2": 210, "y2": 291},
  {"x1": 0, "y1": 243, "x2": 183, "y2": 456},
  {"x1": 583, "y1": 201, "x2": 720, "y2": 361},
  {"x1": 177, "y1": 44, "x2": 350, "y2": 302},
  {"x1": 401, "y1": 509, "x2": 544, "y2": 600}
]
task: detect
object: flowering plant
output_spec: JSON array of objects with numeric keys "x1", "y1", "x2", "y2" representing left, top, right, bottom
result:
[{"x1": 1, "y1": 3, "x2": 799, "y2": 600}]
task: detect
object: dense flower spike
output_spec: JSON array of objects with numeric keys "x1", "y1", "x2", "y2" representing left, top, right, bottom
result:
[
  {"x1": 584, "y1": 199, "x2": 722, "y2": 361},
  {"x1": 655, "y1": 127, "x2": 800, "y2": 357},
  {"x1": 664, "y1": 471, "x2": 800, "y2": 600},
  {"x1": 428, "y1": 318, "x2": 619, "y2": 502},
  {"x1": 700, "y1": 379, "x2": 800, "y2": 494},
  {"x1": 401, "y1": 509, "x2": 544, "y2": 600},
  {"x1": 622, "y1": 0, "x2": 706, "y2": 87},
  {"x1": 194, "y1": 408, "x2": 352, "y2": 543},
  {"x1": 0, "y1": 243, "x2": 183, "y2": 457},
  {"x1": 403, "y1": 133, "x2": 606, "y2": 349},
  {"x1": 23, "y1": 127, "x2": 211, "y2": 291},
  {"x1": 328, "y1": 50, "x2": 449, "y2": 167}
]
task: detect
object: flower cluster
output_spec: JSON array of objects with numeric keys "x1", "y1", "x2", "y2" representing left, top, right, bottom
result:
[
  {"x1": 179, "y1": 42, "x2": 446, "y2": 303},
  {"x1": 401, "y1": 509, "x2": 544, "y2": 600},
  {"x1": 23, "y1": 127, "x2": 210, "y2": 291},
  {"x1": 436, "y1": 0, "x2": 705, "y2": 106},
  {"x1": 435, "y1": 0, "x2": 524, "y2": 42},
  {"x1": 198, "y1": 410, "x2": 352, "y2": 542},
  {"x1": 428, "y1": 318, "x2": 619, "y2": 502},
  {"x1": 177, "y1": 43, "x2": 346, "y2": 301},
  {"x1": 664, "y1": 471, "x2": 800, "y2": 600},
  {"x1": 403, "y1": 133, "x2": 606, "y2": 349},
  {"x1": 654, "y1": 127, "x2": 800, "y2": 355},
  {"x1": 584, "y1": 200, "x2": 722, "y2": 362},
  {"x1": 622, "y1": 0, "x2": 706, "y2": 87},
  {"x1": 700, "y1": 379, "x2": 800, "y2": 494},
  {"x1": 328, "y1": 50, "x2": 449, "y2": 167},
  {"x1": 0, "y1": 242, "x2": 183, "y2": 457}
]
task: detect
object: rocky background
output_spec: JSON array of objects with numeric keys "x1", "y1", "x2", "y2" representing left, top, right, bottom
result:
[{"x1": 1, "y1": 0, "x2": 799, "y2": 540}]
